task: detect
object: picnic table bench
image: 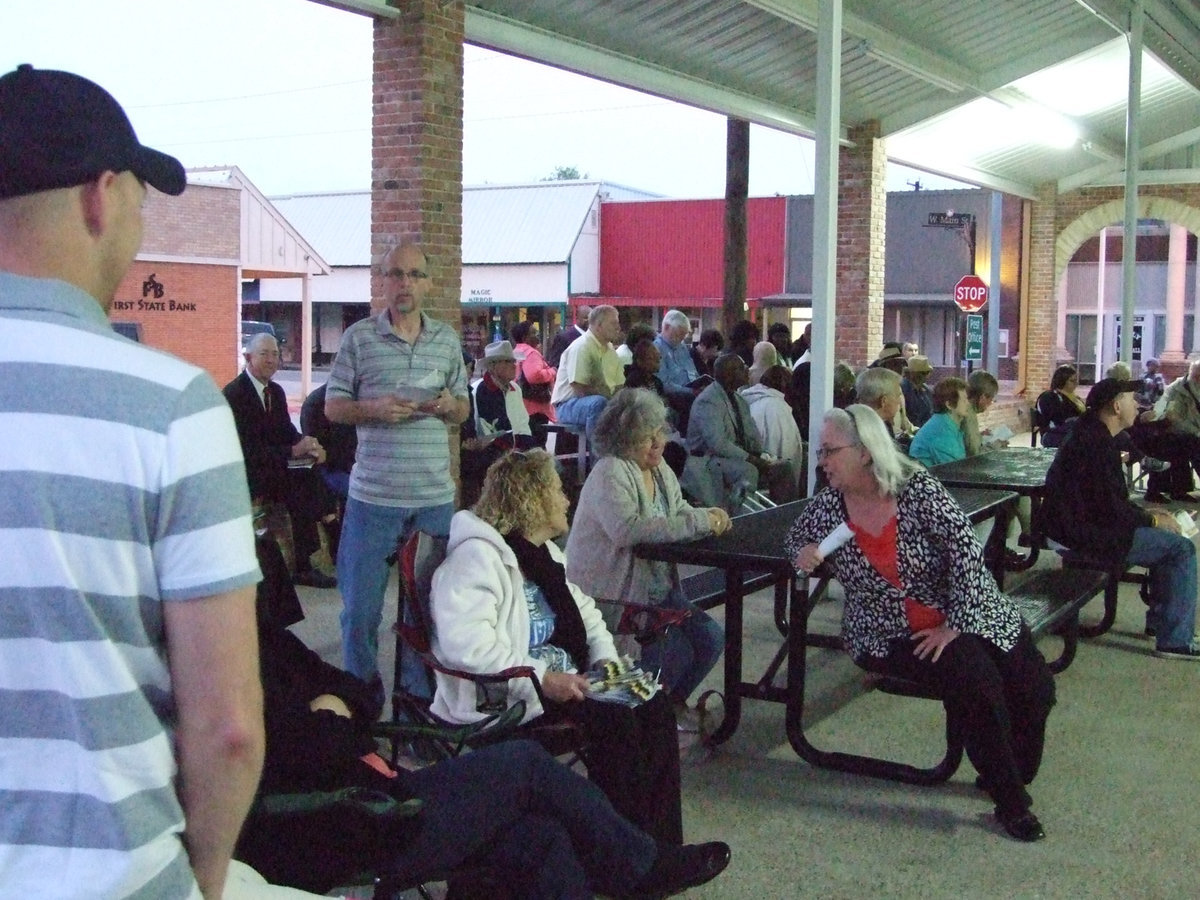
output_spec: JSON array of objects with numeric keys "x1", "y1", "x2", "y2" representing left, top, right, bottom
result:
[{"x1": 828, "y1": 567, "x2": 1109, "y2": 784}]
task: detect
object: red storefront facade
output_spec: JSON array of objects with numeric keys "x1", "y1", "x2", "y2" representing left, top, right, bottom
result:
[{"x1": 584, "y1": 196, "x2": 788, "y2": 334}]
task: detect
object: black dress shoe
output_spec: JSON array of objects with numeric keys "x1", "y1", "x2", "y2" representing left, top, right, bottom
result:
[
  {"x1": 1145, "y1": 491, "x2": 1170, "y2": 503},
  {"x1": 293, "y1": 568, "x2": 337, "y2": 589},
  {"x1": 996, "y1": 809, "x2": 1045, "y2": 842},
  {"x1": 626, "y1": 841, "x2": 732, "y2": 899},
  {"x1": 1002, "y1": 549, "x2": 1028, "y2": 569},
  {"x1": 1169, "y1": 492, "x2": 1199, "y2": 503}
]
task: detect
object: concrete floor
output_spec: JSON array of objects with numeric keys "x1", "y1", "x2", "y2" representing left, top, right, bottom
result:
[
  {"x1": 290, "y1": 537, "x2": 1199, "y2": 899},
  {"x1": 285, "y1": 428, "x2": 1199, "y2": 899}
]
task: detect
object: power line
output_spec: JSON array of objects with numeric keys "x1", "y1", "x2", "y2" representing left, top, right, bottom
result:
[{"x1": 129, "y1": 78, "x2": 368, "y2": 110}]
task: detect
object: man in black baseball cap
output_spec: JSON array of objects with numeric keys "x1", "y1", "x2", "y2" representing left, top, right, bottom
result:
[
  {"x1": 0, "y1": 66, "x2": 265, "y2": 897},
  {"x1": 0, "y1": 64, "x2": 188, "y2": 309},
  {"x1": 0, "y1": 63, "x2": 185, "y2": 200},
  {"x1": 1040, "y1": 377, "x2": 1200, "y2": 661}
]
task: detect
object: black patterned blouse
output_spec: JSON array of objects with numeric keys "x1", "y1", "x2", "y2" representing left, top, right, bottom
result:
[{"x1": 784, "y1": 470, "x2": 1023, "y2": 663}]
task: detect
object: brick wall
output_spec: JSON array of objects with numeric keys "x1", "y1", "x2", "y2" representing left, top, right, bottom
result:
[
  {"x1": 373, "y1": 0, "x2": 466, "y2": 490},
  {"x1": 371, "y1": 0, "x2": 464, "y2": 320},
  {"x1": 1026, "y1": 182, "x2": 1200, "y2": 394},
  {"x1": 106, "y1": 183, "x2": 242, "y2": 387},
  {"x1": 837, "y1": 121, "x2": 887, "y2": 366},
  {"x1": 140, "y1": 183, "x2": 240, "y2": 259},
  {"x1": 112, "y1": 261, "x2": 240, "y2": 387}
]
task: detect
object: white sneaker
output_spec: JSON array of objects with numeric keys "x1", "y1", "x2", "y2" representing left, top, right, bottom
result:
[{"x1": 1153, "y1": 645, "x2": 1200, "y2": 661}]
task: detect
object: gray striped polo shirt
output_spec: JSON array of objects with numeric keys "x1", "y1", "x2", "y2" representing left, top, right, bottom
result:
[
  {"x1": 0, "y1": 271, "x2": 261, "y2": 898},
  {"x1": 326, "y1": 310, "x2": 468, "y2": 508}
]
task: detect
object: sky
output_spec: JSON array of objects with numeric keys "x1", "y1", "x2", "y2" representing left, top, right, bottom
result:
[{"x1": 3, "y1": 0, "x2": 966, "y2": 199}]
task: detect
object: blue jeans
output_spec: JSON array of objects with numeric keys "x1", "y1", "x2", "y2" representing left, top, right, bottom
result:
[
  {"x1": 1127, "y1": 525, "x2": 1198, "y2": 650},
  {"x1": 337, "y1": 497, "x2": 454, "y2": 687},
  {"x1": 639, "y1": 585, "x2": 725, "y2": 703},
  {"x1": 394, "y1": 740, "x2": 656, "y2": 898},
  {"x1": 555, "y1": 394, "x2": 608, "y2": 440}
]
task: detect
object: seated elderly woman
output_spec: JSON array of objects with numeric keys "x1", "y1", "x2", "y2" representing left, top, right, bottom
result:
[
  {"x1": 429, "y1": 449, "x2": 685, "y2": 846},
  {"x1": 240, "y1": 538, "x2": 729, "y2": 898},
  {"x1": 786, "y1": 406, "x2": 1055, "y2": 842},
  {"x1": 963, "y1": 370, "x2": 1002, "y2": 456},
  {"x1": 908, "y1": 376, "x2": 969, "y2": 467},
  {"x1": 566, "y1": 388, "x2": 731, "y2": 729}
]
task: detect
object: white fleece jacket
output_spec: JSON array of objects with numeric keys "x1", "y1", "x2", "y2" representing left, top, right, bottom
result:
[{"x1": 428, "y1": 509, "x2": 618, "y2": 724}]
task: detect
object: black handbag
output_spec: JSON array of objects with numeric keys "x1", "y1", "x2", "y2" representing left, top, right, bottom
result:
[{"x1": 518, "y1": 367, "x2": 553, "y2": 402}]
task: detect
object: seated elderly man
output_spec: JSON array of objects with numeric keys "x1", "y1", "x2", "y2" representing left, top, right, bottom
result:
[
  {"x1": 462, "y1": 340, "x2": 540, "y2": 504},
  {"x1": 1039, "y1": 378, "x2": 1199, "y2": 660},
  {"x1": 224, "y1": 334, "x2": 338, "y2": 588},
  {"x1": 472, "y1": 340, "x2": 538, "y2": 452},
  {"x1": 653, "y1": 309, "x2": 706, "y2": 429},
  {"x1": 855, "y1": 366, "x2": 906, "y2": 443},
  {"x1": 687, "y1": 354, "x2": 798, "y2": 507},
  {"x1": 551, "y1": 304, "x2": 625, "y2": 439},
  {"x1": 900, "y1": 355, "x2": 935, "y2": 428}
]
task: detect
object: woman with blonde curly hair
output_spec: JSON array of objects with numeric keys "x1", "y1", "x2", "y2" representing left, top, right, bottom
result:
[{"x1": 429, "y1": 449, "x2": 686, "y2": 846}]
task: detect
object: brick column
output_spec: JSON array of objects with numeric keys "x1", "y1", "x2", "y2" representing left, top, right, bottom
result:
[
  {"x1": 373, "y1": 1, "x2": 466, "y2": 491},
  {"x1": 372, "y1": 1, "x2": 464, "y2": 320},
  {"x1": 836, "y1": 121, "x2": 886, "y2": 366},
  {"x1": 1025, "y1": 183, "x2": 1058, "y2": 395}
]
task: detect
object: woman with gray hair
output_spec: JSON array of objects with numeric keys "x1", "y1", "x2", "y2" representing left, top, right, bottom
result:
[
  {"x1": 566, "y1": 388, "x2": 731, "y2": 729},
  {"x1": 786, "y1": 405, "x2": 1055, "y2": 843}
]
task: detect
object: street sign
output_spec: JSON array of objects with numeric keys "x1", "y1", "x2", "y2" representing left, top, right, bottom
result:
[
  {"x1": 953, "y1": 274, "x2": 988, "y2": 313},
  {"x1": 927, "y1": 212, "x2": 974, "y2": 228},
  {"x1": 965, "y1": 314, "x2": 983, "y2": 361}
]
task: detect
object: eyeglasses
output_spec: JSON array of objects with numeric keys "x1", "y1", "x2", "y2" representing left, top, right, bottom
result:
[
  {"x1": 380, "y1": 268, "x2": 429, "y2": 281},
  {"x1": 815, "y1": 444, "x2": 857, "y2": 461}
]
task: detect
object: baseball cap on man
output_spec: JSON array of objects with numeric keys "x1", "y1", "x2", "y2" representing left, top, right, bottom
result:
[
  {"x1": 1085, "y1": 377, "x2": 1142, "y2": 411},
  {"x1": 0, "y1": 64, "x2": 185, "y2": 200}
]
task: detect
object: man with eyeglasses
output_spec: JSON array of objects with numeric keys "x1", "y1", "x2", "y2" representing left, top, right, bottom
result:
[{"x1": 325, "y1": 242, "x2": 470, "y2": 708}]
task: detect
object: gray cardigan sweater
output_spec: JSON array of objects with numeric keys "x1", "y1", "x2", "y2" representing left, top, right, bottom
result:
[{"x1": 565, "y1": 455, "x2": 712, "y2": 610}]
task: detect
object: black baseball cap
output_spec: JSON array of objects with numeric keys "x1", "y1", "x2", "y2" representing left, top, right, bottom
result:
[
  {"x1": 0, "y1": 64, "x2": 185, "y2": 200},
  {"x1": 1085, "y1": 377, "x2": 1141, "y2": 411}
]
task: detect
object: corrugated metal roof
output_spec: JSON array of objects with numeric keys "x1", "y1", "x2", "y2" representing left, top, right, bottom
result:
[
  {"x1": 463, "y1": 180, "x2": 656, "y2": 263},
  {"x1": 269, "y1": 190, "x2": 369, "y2": 267},
  {"x1": 465, "y1": 0, "x2": 1200, "y2": 199},
  {"x1": 464, "y1": 181, "x2": 597, "y2": 264},
  {"x1": 269, "y1": 181, "x2": 658, "y2": 268}
]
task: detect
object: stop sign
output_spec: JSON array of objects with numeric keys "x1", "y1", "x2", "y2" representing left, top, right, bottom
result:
[{"x1": 953, "y1": 275, "x2": 988, "y2": 313}]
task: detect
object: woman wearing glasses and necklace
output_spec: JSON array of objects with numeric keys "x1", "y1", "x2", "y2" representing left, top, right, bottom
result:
[{"x1": 785, "y1": 405, "x2": 1056, "y2": 843}]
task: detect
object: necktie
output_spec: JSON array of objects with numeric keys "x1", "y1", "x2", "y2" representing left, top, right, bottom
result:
[{"x1": 263, "y1": 387, "x2": 271, "y2": 414}]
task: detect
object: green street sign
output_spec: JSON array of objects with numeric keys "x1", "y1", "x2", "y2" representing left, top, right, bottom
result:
[{"x1": 965, "y1": 314, "x2": 984, "y2": 361}]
